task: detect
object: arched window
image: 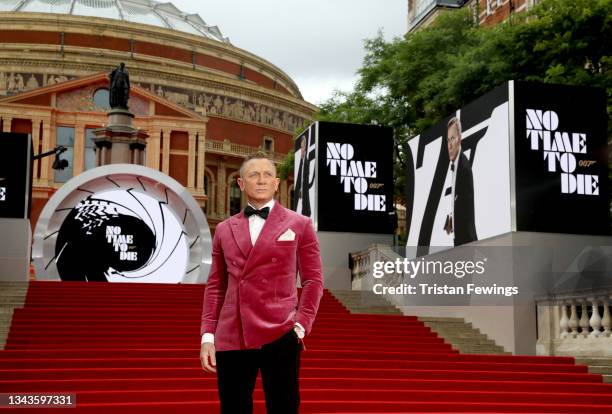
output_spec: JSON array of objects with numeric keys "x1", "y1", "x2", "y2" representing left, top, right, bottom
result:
[{"x1": 93, "y1": 88, "x2": 110, "y2": 109}]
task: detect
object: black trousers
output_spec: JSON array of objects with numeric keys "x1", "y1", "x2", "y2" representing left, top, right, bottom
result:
[{"x1": 215, "y1": 329, "x2": 302, "y2": 414}]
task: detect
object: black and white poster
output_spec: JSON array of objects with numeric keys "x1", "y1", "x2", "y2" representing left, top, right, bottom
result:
[
  {"x1": 315, "y1": 121, "x2": 394, "y2": 233},
  {"x1": 0, "y1": 132, "x2": 32, "y2": 219},
  {"x1": 406, "y1": 85, "x2": 512, "y2": 253},
  {"x1": 293, "y1": 121, "x2": 394, "y2": 233},
  {"x1": 514, "y1": 82, "x2": 609, "y2": 235},
  {"x1": 293, "y1": 124, "x2": 317, "y2": 223}
]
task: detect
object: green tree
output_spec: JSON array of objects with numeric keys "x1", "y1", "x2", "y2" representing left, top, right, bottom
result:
[{"x1": 318, "y1": 0, "x2": 612, "y2": 202}]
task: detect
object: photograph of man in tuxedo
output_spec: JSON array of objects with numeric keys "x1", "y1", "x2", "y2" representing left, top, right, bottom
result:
[
  {"x1": 443, "y1": 117, "x2": 478, "y2": 246},
  {"x1": 200, "y1": 151, "x2": 324, "y2": 414},
  {"x1": 293, "y1": 134, "x2": 315, "y2": 217}
]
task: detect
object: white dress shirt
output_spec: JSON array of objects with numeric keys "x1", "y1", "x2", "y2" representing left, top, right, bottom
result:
[{"x1": 202, "y1": 199, "x2": 304, "y2": 345}]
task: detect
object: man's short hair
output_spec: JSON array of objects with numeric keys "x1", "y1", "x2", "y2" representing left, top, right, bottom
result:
[
  {"x1": 447, "y1": 117, "x2": 462, "y2": 135},
  {"x1": 239, "y1": 151, "x2": 276, "y2": 178}
]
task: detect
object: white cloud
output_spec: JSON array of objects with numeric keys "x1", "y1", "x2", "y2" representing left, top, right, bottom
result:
[{"x1": 170, "y1": 0, "x2": 406, "y2": 104}]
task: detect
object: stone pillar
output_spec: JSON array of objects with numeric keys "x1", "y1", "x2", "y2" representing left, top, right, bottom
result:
[
  {"x1": 196, "y1": 129, "x2": 206, "y2": 191},
  {"x1": 2, "y1": 117, "x2": 12, "y2": 132},
  {"x1": 217, "y1": 161, "x2": 226, "y2": 216},
  {"x1": 92, "y1": 109, "x2": 148, "y2": 167},
  {"x1": 40, "y1": 121, "x2": 52, "y2": 183},
  {"x1": 162, "y1": 129, "x2": 170, "y2": 175},
  {"x1": 188, "y1": 130, "x2": 196, "y2": 189},
  {"x1": 147, "y1": 128, "x2": 161, "y2": 170},
  {"x1": 31, "y1": 118, "x2": 41, "y2": 181},
  {"x1": 72, "y1": 123, "x2": 86, "y2": 176}
]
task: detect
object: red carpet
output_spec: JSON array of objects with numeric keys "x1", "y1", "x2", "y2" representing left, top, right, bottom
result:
[{"x1": 1, "y1": 281, "x2": 612, "y2": 413}]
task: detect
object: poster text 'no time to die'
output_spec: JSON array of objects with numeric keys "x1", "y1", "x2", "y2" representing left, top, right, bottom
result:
[{"x1": 326, "y1": 142, "x2": 386, "y2": 211}]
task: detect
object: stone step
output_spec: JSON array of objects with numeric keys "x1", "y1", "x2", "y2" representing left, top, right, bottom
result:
[
  {"x1": 330, "y1": 291, "x2": 507, "y2": 354},
  {"x1": 587, "y1": 366, "x2": 612, "y2": 375},
  {"x1": 604, "y1": 375, "x2": 612, "y2": 383},
  {"x1": 576, "y1": 358, "x2": 612, "y2": 367},
  {"x1": 417, "y1": 316, "x2": 466, "y2": 323},
  {"x1": 419, "y1": 317, "x2": 507, "y2": 355}
]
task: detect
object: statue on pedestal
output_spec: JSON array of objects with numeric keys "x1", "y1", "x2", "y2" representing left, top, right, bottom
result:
[{"x1": 109, "y1": 63, "x2": 130, "y2": 109}]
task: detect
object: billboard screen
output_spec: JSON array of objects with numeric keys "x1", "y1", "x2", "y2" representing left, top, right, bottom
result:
[
  {"x1": 293, "y1": 124, "x2": 317, "y2": 225},
  {"x1": 405, "y1": 85, "x2": 512, "y2": 254},
  {"x1": 514, "y1": 82, "x2": 609, "y2": 234},
  {"x1": 0, "y1": 132, "x2": 32, "y2": 219},
  {"x1": 293, "y1": 121, "x2": 394, "y2": 234}
]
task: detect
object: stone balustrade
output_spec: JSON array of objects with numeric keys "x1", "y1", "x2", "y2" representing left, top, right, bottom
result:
[
  {"x1": 205, "y1": 139, "x2": 285, "y2": 163},
  {"x1": 536, "y1": 289, "x2": 612, "y2": 356}
]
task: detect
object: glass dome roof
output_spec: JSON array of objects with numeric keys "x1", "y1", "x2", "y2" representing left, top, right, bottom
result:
[{"x1": 1, "y1": 0, "x2": 229, "y2": 43}]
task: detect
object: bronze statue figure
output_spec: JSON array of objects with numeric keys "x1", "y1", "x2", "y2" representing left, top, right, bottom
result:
[{"x1": 109, "y1": 63, "x2": 130, "y2": 109}]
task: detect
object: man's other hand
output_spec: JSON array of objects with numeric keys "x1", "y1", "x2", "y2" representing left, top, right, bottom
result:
[{"x1": 200, "y1": 342, "x2": 217, "y2": 373}]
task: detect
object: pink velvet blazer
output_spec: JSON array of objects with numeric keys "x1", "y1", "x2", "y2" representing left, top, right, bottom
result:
[{"x1": 201, "y1": 203, "x2": 324, "y2": 351}]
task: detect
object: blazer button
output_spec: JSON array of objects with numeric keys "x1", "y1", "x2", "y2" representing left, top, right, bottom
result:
[{"x1": 271, "y1": 258, "x2": 277, "y2": 263}]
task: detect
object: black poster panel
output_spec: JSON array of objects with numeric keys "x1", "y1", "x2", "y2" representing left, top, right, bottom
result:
[
  {"x1": 0, "y1": 133, "x2": 31, "y2": 219},
  {"x1": 514, "y1": 82, "x2": 609, "y2": 235},
  {"x1": 316, "y1": 121, "x2": 394, "y2": 233}
]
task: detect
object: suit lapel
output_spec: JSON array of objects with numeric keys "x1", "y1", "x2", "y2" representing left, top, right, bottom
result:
[
  {"x1": 243, "y1": 203, "x2": 288, "y2": 276},
  {"x1": 229, "y1": 211, "x2": 252, "y2": 259}
]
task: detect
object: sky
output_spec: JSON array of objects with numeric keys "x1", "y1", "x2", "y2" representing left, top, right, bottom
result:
[{"x1": 171, "y1": 0, "x2": 407, "y2": 106}]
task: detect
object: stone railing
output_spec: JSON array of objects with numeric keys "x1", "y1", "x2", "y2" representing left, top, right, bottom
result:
[
  {"x1": 205, "y1": 139, "x2": 285, "y2": 163},
  {"x1": 349, "y1": 244, "x2": 403, "y2": 291},
  {"x1": 536, "y1": 289, "x2": 612, "y2": 357}
]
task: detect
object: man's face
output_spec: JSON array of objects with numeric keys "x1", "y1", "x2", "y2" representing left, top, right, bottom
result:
[
  {"x1": 237, "y1": 158, "x2": 280, "y2": 206},
  {"x1": 447, "y1": 124, "x2": 461, "y2": 162}
]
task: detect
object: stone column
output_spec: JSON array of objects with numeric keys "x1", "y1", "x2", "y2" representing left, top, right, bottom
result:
[
  {"x1": 196, "y1": 129, "x2": 206, "y2": 192},
  {"x1": 162, "y1": 129, "x2": 170, "y2": 175},
  {"x1": 40, "y1": 120, "x2": 52, "y2": 183},
  {"x1": 31, "y1": 118, "x2": 41, "y2": 181},
  {"x1": 147, "y1": 128, "x2": 161, "y2": 170},
  {"x1": 217, "y1": 161, "x2": 226, "y2": 216},
  {"x1": 72, "y1": 123, "x2": 86, "y2": 176},
  {"x1": 2, "y1": 117, "x2": 12, "y2": 132},
  {"x1": 188, "y1": 130, "x2": 196, "y2": 189}
]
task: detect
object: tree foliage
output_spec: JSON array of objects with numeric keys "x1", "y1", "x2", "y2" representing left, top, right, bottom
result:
[{"x1": 317, "y1": 0, "x2": 612, "y2": 202}]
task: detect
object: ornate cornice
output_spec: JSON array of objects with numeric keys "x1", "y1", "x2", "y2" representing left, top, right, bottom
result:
[
  {"x1": 0, "y1": 49, "x2": 317, "y2": 118},
  {"x1": 0, "y1": 12, "x2": 301, "y2": 98}
]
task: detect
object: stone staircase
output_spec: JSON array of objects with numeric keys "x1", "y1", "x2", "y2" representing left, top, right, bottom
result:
[
  {"x1": 575, "y1": 357, "x2": 612, "y2": 384},
  {"x1": 0, "y1": 281, "x2": 28, "y2": 350},
  {"x1": 328, "y1": 290, "x2": 403, "y2": 315},
  {"x1": 328, "y1": 289, "x2": 508, "y2": 354},
  {"x1": 418, "y1": 316, "x2": 508, "y2": 355}
]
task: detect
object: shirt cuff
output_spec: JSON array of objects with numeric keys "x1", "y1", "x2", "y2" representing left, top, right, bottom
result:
[
  {"x1": 293, "y1": 322, "x2": 305, "y2": 339},
  {"x1": 201, "y1": 333, "x2": 215, "y2": 344}
]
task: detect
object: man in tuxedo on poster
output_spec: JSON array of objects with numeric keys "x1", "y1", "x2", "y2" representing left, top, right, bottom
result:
[
  {"x1": 200, "y1": 152, "x2": 324, "y2": 414},
  {"x1": 294, "y1": 133, "x2": 315, "y2": 217},
  {"x1": 443, "y1": 117, "x2": 477, "y2": 246}
]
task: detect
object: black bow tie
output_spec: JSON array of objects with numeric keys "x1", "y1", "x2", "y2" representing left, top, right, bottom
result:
[
  {"x1": 244, "y1": 206, "x2": 270, "y2": 219},
  {"x1": 450, "y1": 162, "x2": 455, "y2": 172}
]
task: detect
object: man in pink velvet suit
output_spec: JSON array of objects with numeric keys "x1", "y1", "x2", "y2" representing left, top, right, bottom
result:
[{"x1": 200, "y1": 152, "x2": 324, "y2": 414}]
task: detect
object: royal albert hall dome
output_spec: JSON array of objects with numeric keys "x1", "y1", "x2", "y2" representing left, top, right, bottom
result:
[
  {"x1": 0, "y1": 3, "x2": 315, "y2": 230},
  {"x1": 1, "y1": 0, "x2": 229, "y2": 42}
]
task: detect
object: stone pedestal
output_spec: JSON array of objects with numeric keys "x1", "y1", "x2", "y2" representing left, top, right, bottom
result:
[{"x1": 93, "y1": 108, "x2": 148, "y2": 166}]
